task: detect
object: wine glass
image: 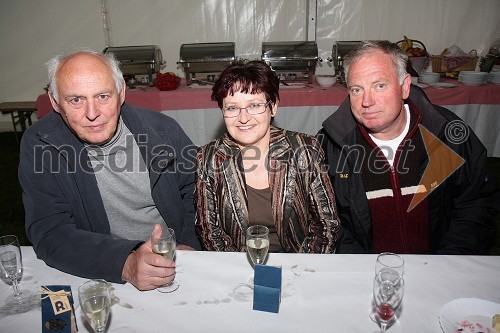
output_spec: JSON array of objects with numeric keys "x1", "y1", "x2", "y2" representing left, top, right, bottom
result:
[
  {"x1": 0, "y1": 235, "x2": 32, "y2": 304},
  {"x1": 246, "y1": 225, "x2": 269, "y2": 266},
  {"x1": 245, "y1": 225, "x2": 269, "y2": 288},
  {"x1": 375, "y1": 252, "x2": 404, "y2": 280},
  {"x1": 78, "y1": 279, "x2": 111, "y2": 333},
  {"x1": 152, "y1": 227, "x2": 179, "y2": 293},
  {"x1": 373, "y1": 270, "x2": 405, "y2": 332}
]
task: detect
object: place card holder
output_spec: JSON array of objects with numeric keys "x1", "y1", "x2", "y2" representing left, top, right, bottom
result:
[
  {"x1": 40, "y1": 285, "x2": 78, "y2": 333},
  {"x1": 253, "y1": 264, "x2": 282, "y2": 313}
]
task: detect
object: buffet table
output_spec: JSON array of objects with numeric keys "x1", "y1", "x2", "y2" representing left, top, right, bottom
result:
[
  {"x1": 1, "y1": 247, "x2": 499, "y2": 332},
  {"x1": 35, "y1": 79, "x2": 500, "y2": 156}
]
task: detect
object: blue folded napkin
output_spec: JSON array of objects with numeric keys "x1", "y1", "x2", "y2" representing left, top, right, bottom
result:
[
  {"x1": 253, "y1": 264, "x2": 282, "y2": 313},
  {"x1": 41, "y1": 285, "x2": 77, "y2": 333}
]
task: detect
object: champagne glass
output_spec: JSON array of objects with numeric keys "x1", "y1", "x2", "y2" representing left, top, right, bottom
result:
[
  {"x1": 375, "y1": 252, "x2": 404, "y2": 280},
  {"x1": 78, "y1": 279, "x2": 111, "y2": 333},
  {"x1": 152, "y1": 227, "x2": 179, "y2": 293},
  {"x1": 373, "y1": 270, "x2": 405, "y2": 332},
  {"x1": 0, "y1": 235, "x2": 32, "y2": 304},
  {"x1": 245, "y1": 225, "x2": 269, "y2": 288},
  {"x1": 246, "y1": 225, "x2": 269, "y2": 266}
]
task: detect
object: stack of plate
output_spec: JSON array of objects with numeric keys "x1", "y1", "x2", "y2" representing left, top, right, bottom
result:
[
  {"x1": 488, "y1": 71, "x2": 500, "y2": 84},
  {"x1": 418, "y1": 72, "x2": 440, "y2": 84},
  {"x1": 458, "y1": 71, "x2": 489, "y2": 86}
]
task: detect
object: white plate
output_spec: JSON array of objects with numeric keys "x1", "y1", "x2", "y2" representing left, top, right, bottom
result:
[
  {"x1": 280, "y1": 82, "x2": 306, "y2": 88},
  {"x1": 438, "y1": 298, "x2": 500, "y2": 333},
  {"x1": 428, "y1": 82, "x2": 458, "y2": 88},
  {"x1": 461, "y1": 82, "x2": 487, "y2": 86},
  {"x1": 414, "y1": 83, "x2": 429, "y2": 88},
  {"x1": 187, "y1": 84, "x2": 212, "y2": 88}
]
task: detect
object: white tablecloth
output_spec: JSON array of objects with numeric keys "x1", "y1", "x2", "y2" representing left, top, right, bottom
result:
[
  {"x1": 1, "y1": 247, "x2": 499, "y2": 332},
  {"x1": 163, "y1": 104, "x2": 500, "y2": 158}
]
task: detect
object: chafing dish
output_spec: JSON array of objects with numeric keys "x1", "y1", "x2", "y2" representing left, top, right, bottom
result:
[
  {"x1": 261, "y1": 41, "x2": 318, "y2": 83},
  {"x1": 103, "y1": 45, "x2": 164, "y2": 85},
  {"x1": 177, "y1": 42, "x2": 235, "y2": 85},
  {"x1": 331, "y1": 41, "x2": 362, "y2": 85}
]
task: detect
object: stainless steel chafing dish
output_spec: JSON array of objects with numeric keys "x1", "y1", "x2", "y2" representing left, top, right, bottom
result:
[
  {"x1": 261, "y1": 41, "x2": 318, "y2": 83},
  {"x1": 103, "y1": 45, "x2": 164, "y2": 85},
  {"x1": 331, "y1": 41, "x2": 362, "y2": 85},
  {"x1": 177, "y1": 42, "x2": 235, "y2": 85}
]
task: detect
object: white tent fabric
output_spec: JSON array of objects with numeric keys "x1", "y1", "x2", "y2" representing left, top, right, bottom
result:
[{"x1": 0, "y1": 0, "x2": 499, "y2": 107}]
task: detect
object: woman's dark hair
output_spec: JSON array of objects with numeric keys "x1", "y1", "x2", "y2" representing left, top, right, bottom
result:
[{"x1": 211, "y1": 59, "x2": 280, "y2": 109}]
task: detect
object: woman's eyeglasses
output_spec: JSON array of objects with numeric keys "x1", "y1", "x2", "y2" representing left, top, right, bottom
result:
[{"x1": 222, "y1": 102, "x2": 270, "y2": 118}]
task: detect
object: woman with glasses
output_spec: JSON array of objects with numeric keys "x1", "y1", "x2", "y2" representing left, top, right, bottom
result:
[{"x1": 194, "y1": 60, "x2": 340, "y2": 253}]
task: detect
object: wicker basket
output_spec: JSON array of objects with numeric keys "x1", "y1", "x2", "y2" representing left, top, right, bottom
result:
[
  {"x1": 396, "y1": 38, "x2": 429, "y2": 74},
  {"x1": 431, "y1": 49, "x2": 478, "y2": 73}
]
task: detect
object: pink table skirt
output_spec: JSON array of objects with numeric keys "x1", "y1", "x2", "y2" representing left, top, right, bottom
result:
[{"x1": 35, "y1": 78, "x2": 500, "y2": 119}]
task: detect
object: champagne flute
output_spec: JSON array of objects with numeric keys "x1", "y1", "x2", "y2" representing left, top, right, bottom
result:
[
  {"x1": 245, "y1": 225, "x2": 269, "y2": 288},
  {"x1": 373, "y1": 270, "x2": 405, "y2": 332},
  {"x1": 0, "y1": 235, "x2": 32, "y2": 304},
  {"x1": 152, "y1": 227, "x2": 179, "y2": 293},
  {"x1": 78, "y1": 279, "x2": 111, "y2": 333},
  {"x1": 246, "y1": 225, "x2": 269, "y2": 266},
  {"x1": 375, "y1": 252, "x2": 404, "y2": 280}
]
